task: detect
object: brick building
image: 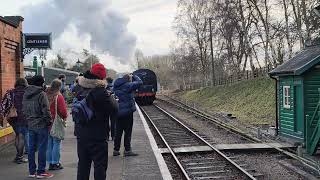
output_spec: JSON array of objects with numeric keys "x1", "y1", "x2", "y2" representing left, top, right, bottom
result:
[{"x1": 0, "y1": 16, "x2": 24, "y2": 144}]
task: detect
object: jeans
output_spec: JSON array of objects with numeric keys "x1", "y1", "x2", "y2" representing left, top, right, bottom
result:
[
  {"x1": 114, "y1": 113, "x2": 133, "y2": 151},
  {"x1": 47, "y1": 135, "x2": 61, "y2": 164},
  {"x1": 12, "y1": 126, "x2": 28, "y2": 158},
  {"x1": 77, "y1": 139, "x2": 108, "y2": 180},
  {"x1": 28, "y1": 128, "x2": 49, "y2": 175},
  {"x1": 25, "y1": 132, "x2": 29, "y2": 154}
]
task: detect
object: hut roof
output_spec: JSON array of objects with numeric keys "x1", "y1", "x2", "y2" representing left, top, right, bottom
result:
[{"x1": 269, "y1": 46, "x2": 320, "y2": 76}]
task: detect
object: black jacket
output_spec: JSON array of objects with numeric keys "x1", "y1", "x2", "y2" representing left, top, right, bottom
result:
[{"x1": 74, "y1": 75, "x2": 118, "y2": 141}]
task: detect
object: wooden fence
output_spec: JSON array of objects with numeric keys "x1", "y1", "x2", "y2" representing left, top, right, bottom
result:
[{"x1": 184, "y1": 66, "x2": 273, "y2": 90}]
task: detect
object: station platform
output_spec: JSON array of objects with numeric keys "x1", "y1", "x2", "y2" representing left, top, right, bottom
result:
[{"x1": 0, "y1": 106, "x2": 169, "y2": 180}]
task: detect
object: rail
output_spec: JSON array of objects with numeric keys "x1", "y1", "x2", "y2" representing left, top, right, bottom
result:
[
  {"x1": 161, "y1": 95, "x2": 320, "y2": 173},
  {"x1": 141, "y1": 104, "x2": 257, "y2": 179},
  {"x1": 140, "y1": 106, "x2": 191, "y2": 180}
]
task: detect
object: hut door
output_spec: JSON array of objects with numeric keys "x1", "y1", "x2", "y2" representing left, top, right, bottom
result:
[{"x1": 294, "y1": 85, "x2": 304, "y2": 133}]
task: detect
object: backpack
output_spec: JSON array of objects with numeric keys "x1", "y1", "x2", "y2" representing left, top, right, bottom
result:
[
  {"x1": 0, "y1": 90, "x2": 14, "y2": 117},
  {"x1": 71, "y1": 91, "x2": 93, "y2": 125}
]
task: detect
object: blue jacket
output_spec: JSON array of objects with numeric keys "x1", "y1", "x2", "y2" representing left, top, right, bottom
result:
[{"x1": 114, "y1": 75, "x2": 142, "y2": 117}]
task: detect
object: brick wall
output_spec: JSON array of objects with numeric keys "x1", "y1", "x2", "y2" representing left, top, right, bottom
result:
[
  {"x1": 0, "y1": 17, "x2": 24, "y2": 145},
  {"x1": 0, "y1": 19, "x2": 23, "y2": 96}
]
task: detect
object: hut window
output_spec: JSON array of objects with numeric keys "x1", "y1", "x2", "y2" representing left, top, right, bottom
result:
[{"x1": 283, "y1": 86, "x2": 290, "y2": 109}]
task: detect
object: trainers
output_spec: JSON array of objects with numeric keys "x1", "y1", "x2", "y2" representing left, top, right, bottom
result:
[
  {"x1": 124, "y1": 151, "x2": 139, "y2": 157},
  {"x1": 14, "y1": 157, "x2": 28, "y2": 164},
  {"x1": 113, "y1": 151, "x2": 120, "y2": 156},
  {"x1": 48, "y1": 164, "x2": 54, "y2": 170},
  {"x1": 50, "y1": 163, "x2": 64, "y2": 170},
  {"x1": 28, "y1": 174, "x2": 36, "y2": 178},
  {"x1": 36, "y1": 172, "x2": 54, "y2": 179}
]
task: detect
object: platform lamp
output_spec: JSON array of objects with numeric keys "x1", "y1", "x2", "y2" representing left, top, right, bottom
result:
[
  {"x1": 76, "y1": 59, "x2": 82, "y2": 73},
  {"x1": 314, "y1": 4, "x2": 320, "y2": 17}
]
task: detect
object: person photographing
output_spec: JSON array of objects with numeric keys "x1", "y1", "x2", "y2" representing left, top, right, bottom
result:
[{"x1": 113, "y1": 73, "x2": 142, "y2": 156}]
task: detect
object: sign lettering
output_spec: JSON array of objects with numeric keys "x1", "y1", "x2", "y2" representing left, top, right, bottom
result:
[{"x1": 23, "y1": 33, "x2": 52, "y2": 49}]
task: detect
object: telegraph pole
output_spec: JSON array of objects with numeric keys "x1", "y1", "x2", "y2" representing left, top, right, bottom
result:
[{"x1": 209, "y1": 17, "x2": 215, "y2": 86}]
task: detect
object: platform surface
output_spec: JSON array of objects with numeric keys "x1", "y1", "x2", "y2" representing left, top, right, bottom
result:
[{"x1": 0, "y1": 110, "x2": 164, "y2": 180}]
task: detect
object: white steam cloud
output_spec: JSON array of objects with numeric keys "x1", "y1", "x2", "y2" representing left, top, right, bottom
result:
[{"x1": 22, "y1": 0, "x2": 137, "y2": 64}]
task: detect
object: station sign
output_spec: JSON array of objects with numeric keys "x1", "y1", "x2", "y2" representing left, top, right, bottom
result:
[{"x1": 23, "y1": 33, "x2": 52, "y2": 49}]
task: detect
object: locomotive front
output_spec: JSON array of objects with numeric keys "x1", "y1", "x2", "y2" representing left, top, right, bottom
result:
[{"x1": 133, "y1": 69, "x2": 157, "y2": 105}]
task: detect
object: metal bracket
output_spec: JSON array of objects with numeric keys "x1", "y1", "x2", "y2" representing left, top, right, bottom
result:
[{"x1": 22, "y1": 48, "x2": 36, "y2": 59}]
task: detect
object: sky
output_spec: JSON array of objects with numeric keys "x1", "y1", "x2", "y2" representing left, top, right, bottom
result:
[{"x1": 1, "y1": 0, "x2": 177, "y2": 72}]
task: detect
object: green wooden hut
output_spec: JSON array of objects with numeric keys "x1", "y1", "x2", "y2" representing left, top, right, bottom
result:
[{"x1": 269, "y1": 46, "x2": 320, "y2": 155}]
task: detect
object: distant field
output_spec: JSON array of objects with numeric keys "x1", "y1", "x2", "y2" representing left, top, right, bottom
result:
[{"x1": 176, "y1": 77, "x2": 276, "y2": 126}]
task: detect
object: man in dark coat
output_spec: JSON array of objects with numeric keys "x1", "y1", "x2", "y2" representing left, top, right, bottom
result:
[
  {"x1": 22, "y1": 75, "x2": 53, "y2": 178},
  {"x1": 113, "y1": 73, "x2": 142, "y2": 156},
  {"x1": 75, "y1": 64, "x2": 118, "y2": 180}
]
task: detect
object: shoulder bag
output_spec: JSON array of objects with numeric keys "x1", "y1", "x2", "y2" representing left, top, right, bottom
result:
[{"x1": 50, "y1": 96, "x2": 66, "y2": 140}]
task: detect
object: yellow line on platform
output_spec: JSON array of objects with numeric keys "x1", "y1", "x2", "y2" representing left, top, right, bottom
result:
[{"x1": 0, "y1": 127, "x2": 14, "y2": 138}]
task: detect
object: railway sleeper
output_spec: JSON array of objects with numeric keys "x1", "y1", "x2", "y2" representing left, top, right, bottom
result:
[
  {"x1": 185, "y1": 161, "x2": 244, "y2": 166},
  {"x1": 171, "y1": 144, "x2": 197, "y2": 147},
  {"x1": 160, "y1": 130, "x2": 187, "y2": 133},
  {"x1": 190, "y1": 171, "x2": 242, "y2": 179},
  {"x1": 189, "y1": 170, "x2": 231, "y2": 175},
  {"x1": 193, "y1": 175, "x2": 240, "y2": 180},
  {"x1": 181, "y1": 158, "x2": 217, "y2": 162},
  {"x1": 164, "y1": 136, "x2": 194, "y2": 139},
  {"x1": 166, "y1": 139, "x2": 197, "y2": 142},
  {"x1": 167, "y1": 142, "x2": 201, "y2": 145},
  {"x1": 186, "y1": 165, "x2": 235, "y2": 173}
]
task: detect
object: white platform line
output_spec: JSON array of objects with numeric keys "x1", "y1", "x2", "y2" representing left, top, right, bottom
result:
[{"x1": 136, "y1": 104, "x2": 173, "y2": 180}]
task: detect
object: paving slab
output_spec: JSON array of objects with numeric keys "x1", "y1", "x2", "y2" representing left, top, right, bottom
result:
[{"x1": 0, "y1": 106, "x2": 166, "y2": 180}]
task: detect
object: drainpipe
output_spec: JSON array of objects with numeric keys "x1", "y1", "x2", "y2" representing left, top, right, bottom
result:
[{"x1": 270, "y1": 76, "x2": 279, "y2": 136}]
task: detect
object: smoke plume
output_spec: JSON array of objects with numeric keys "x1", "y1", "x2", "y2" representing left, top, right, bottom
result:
[{"x1": 22, "y1": 0, "x2": 136, "y2": 64}]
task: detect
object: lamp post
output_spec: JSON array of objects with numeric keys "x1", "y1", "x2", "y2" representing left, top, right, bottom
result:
[
  {"x1": 76, "y1": 59, "x2": 82, "y2": 72},
  {"x1": 32, "y1": 56, "x2": 39, "y2": 75}
]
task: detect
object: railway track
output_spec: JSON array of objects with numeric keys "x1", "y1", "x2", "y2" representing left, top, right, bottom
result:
[
  {"x1": 141, "y1": 105, "x2": 258, "y2": 180},
  {"x1": 140, "y1": 99, "x2": 320, "y2": 179},
  {"x1": 157, "y1": 95, "x2": 320, "y2": 166}
]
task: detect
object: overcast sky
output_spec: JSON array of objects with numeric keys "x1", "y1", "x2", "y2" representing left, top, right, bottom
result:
[{"x1": 1, "y1": 0, "x2": 177, "y2": 72}]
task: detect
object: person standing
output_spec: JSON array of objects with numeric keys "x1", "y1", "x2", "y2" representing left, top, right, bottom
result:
[
  {"x1": 106, "y1": 77, "x2": 116, "y2": 141},
  {"x1": 23, "y1": 75, "x2": 53, "y2": 178},
  {"x1": 58, "y1": 74, "x2": 67, "y2": 99},
  {"x1": 75, "y1": 64, "x2": 118, "y2": 180},
  {"x1": 113, "y1": 73, "x2": 142, "y2": 156},
  {"x1": 46, "y1": 79, "x2": 68, "y2": 170},
  {"x1": 1, "y1": 78, "x2": 29, "y2": 164}
]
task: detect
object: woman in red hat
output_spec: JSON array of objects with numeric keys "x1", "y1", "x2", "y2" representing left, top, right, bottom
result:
[{"x1": 74, "y1": 64, "x2": 118, "y2": 180}]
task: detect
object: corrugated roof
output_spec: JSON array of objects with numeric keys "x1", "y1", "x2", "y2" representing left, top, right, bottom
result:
[
  {"x1": 269, "y1": 46, "x2": 320, "y2": 76},
  {"x1": 38, "y1": 67, "x2": 79, "y2": 85}
]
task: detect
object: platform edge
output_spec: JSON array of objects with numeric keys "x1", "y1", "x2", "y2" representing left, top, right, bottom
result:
[{"x1": 136, "y1": 104, "x2": 173, "y2": 180}]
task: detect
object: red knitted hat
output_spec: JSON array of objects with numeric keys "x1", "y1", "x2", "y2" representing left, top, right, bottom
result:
[{"x1": 90, "y1": 63, "x2": 106, "y2": 80}]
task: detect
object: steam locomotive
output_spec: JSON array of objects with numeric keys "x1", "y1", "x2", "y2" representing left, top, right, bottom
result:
[{"x1": 133, "y1": 69, "x2": 157, "y2": 105}]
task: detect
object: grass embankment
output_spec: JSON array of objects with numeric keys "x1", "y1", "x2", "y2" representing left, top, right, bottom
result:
[{"x1": 178, "y1": 77, "x2": 276, "y2": 126}]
